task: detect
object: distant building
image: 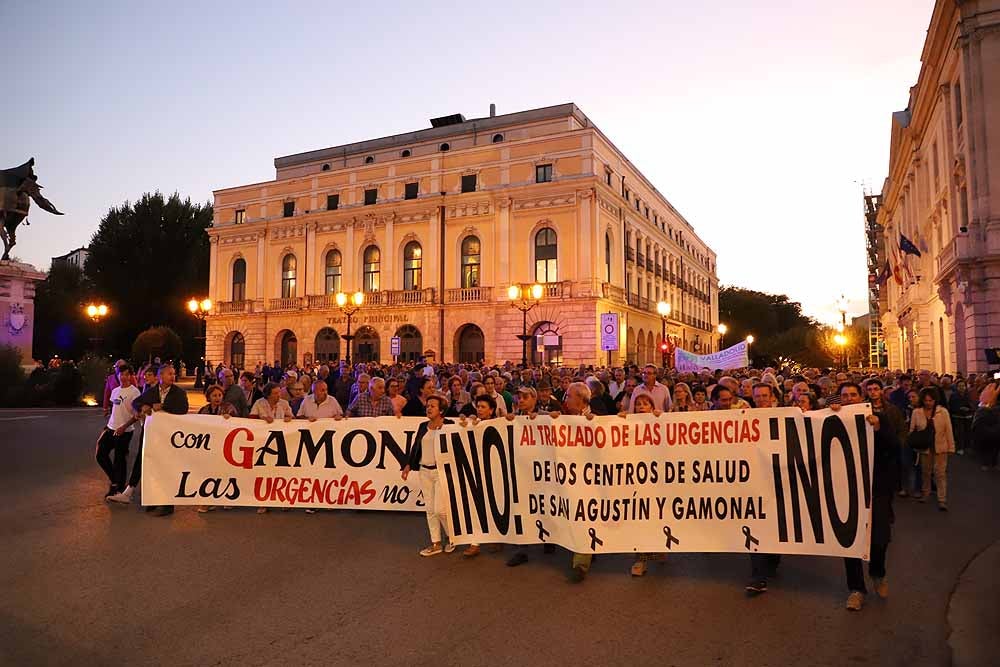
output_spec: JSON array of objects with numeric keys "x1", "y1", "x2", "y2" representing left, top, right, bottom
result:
[
  {"x1": 51, "y1": 247, "x2": 89, "y2": 271},
  {"x1": 877, "y1": 0, "x2": 1000, "y2": 374},
  {"x1": 204, "y1": 103, "x2": 720, "y2": 369}
]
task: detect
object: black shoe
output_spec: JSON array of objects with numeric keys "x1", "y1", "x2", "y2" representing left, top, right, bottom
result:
[
  {"x1": 938, "y1": 502, "x2": 948, "y2": 512},
  {"x1": 569, "y1": 565, "x2": 587, "y2": 583},
  {"x1": 507, "y1": 552, "x2": 529, "y2": 567},
  {"x1": 105, "y1": 485, "x2": 118, "y2": 498},
  {"x1": 745, "y1": 579, "x2": 768, "y2": 596},
  {"x1": 543, "y1": 544, "x2": 555, "y2": 554},
  {"x1": 151, "y1": 506, "x2": 174, "y2": 517}
]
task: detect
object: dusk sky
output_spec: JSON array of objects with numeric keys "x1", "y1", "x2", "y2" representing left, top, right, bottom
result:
[{"x1": 5, "y1": 0, "x2": 934, "y2": 324}]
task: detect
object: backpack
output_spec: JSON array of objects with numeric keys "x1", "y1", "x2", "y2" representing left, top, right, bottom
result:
[{"x1": 909, "y1": 407, "x2": 936, "y2": 452}]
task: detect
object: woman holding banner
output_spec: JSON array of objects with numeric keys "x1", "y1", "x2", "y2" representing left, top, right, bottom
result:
[
  {"x1": 401, "y1": 395, "x2": 456, "y2": 557},
  {"x1": 628, "y1": 393, "x2": 665, "y2": 577},
  {"x1": 670, "y1": 383, "x2": 694, "y2": 412}
]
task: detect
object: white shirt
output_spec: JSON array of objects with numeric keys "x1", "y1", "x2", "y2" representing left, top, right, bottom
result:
[
  {"x1": 107, "y1": 385, "x2": 141, "y2": 431},
  {"x1": 250, "y1": 397, "x2": 294, "y2": 421},
  {"x1": 629, "y1": 382, "x2": 673, "y2": 413},
  {"x1": 299, "y1": 394, "x2": 344, "y2": 419},
  {"x1": 421, "y1": 428, "x2": 439, "y2": 467}
]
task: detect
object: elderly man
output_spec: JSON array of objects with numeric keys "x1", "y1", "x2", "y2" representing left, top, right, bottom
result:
[
  {"x1": 349, "y1": 372, "x2": 371, "y2": 406},
  {"x1": 554, "y1": 382, "x2": 596, "y2": 582},
  {"x1": 348, "y1": 376, "x2": 395, "y2": 417},
  {"x1": 629, "y1": 364, "x2": 673, "y2": 413},
  {"x1": 218, "y1": 368, "x2": 248, "y2": 418},
  {"x1": 299, "y1": 380, "x2": 344, "y2": 420}
]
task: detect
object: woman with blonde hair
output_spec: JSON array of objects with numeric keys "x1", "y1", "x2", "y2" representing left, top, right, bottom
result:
[{"x1": 671, "y1": 382, "x2": 694, "y2": 412}]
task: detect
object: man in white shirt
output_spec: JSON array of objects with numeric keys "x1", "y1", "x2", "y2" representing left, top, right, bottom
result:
[
  {"x1": 96, "y1": 365, "x2": 141, "y2": 499},
  {"x1": 629, "y1": 364, "x2": 673, "y2": 413},
  {"x1": 299, "y1": 380, "x2": 344, "y2": 420}
]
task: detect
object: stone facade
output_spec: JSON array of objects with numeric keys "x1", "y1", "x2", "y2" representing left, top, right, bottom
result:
[
  {"x1": 878, "y1": 0, "x2": 1000, "y2": 374},
  {"x1": 206, "y1": 104, "x2": 720, "y2": 368},
  {"x1": 0, "y1": 260, "x2": 45, "y2": 367}
]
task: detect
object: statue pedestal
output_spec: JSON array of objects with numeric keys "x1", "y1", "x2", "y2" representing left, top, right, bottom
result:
[{"x1": 0, "y1": 260, "x2": 45, "y2": 367}]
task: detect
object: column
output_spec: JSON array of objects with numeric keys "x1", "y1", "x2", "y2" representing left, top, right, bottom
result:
[
  {"x1": 577, "y1": 189, "x2": 593, "y2": 282},
  {"x1": 345, "y1": 223, "x2": 356, "y2": 290},
  {"x1": 208, "y1": 236, "x2": 219, "y2": 302},
  {"x1": 496, "y1": 198, "x2": 511, "y2": 285},
  {"x1": 256, "y1": 232, "x2": 266, "y2": 300},
  {"x1": 384, "y1": 215, "x2": 395, "y2": 290},
  {"x1": 305, "y1": 223, "x2": 317, "y2": 295}
]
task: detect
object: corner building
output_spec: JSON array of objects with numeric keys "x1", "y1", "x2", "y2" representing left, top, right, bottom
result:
[
  {"x1": 206, "y1": 104, "x2": 720, "y2": 368},
  {"x1": 878, "y1": 0, "x2": 1000, "y2": 373}
]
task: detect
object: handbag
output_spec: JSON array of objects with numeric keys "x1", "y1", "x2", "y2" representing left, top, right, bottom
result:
[{"x1": 909, "y1": 406, "x2": 936, "y2": 452}]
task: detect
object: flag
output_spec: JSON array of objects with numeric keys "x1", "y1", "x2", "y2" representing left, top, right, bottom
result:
[
  {"x1": 876, "y1": 261, "x2": 891, "y2": 286},
  {"x1": 917, "y1": 234, "x2": 929, "y2": 254},
  {"x1": 900, "y1": 234, "x2": 922, "y2": 257},
  {"x1": 893, "y1": 264, "x2": 903, "y2": 285}
]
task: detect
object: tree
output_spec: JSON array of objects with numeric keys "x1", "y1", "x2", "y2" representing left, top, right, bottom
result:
[
  {"x1": 132, "y1": 326, "x2": 183, "y2": 365},
  {"x1": 86, "y1": 192, "x2": 211, "y2": 362},
  {"x1": 32, "y1": 261, "x2": 91, "y2": 361}
]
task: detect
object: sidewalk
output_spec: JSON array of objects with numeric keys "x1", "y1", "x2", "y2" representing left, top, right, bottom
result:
[{"x1": 176, "y1": 379, "x2": 207, "y2": 412}]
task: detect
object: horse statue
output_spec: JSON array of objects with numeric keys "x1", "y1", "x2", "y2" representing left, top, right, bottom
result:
[{"x1": 1, "y1": 158, "x2": 63, "y2": 261}]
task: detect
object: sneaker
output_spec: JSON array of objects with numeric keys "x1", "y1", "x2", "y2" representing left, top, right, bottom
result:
[
  {"x1": 630, "y1": 560, "x2": 647, "y2": 577},
  {"x1": 938, "y1": 502, "x2": 948, "y2": 512},
  {"x1": 196, "y1": 506, "x2": 216, "y2": 513},
  {"x1": 444, "y1": 542, "x2": 456, "y2": 554},
  {"x1": 956, "y1": 450, "x2": 964, "y2": 456},
  {"x1": 872, "y1": 578, "x2": 889, "y2": 599},
  {"x1": 420, "y1": 544, "x2": 443, "y2": 557},
  {"x1": 107, "y1": 489, "x2": 134, "y2": 504},
  {"x1": 304, "y1": 509, "x2": 316, "y2": 514},
  {"x1": 462, "y1": 545, "x2": 480, "y2": 559},
  {"x1": 846, "y1": 591, "x2": 865, "y2": 611},
  {"x1": 569, "y1": 565, "x2": 588, "y2": 583},
  {"x1": 897, "y1": 490, "x2": 908, "y2": 498},
  {"x1": 105, "y1": 485, "x2": 118, "y2": 498},
  {"x1": 256, "y1": 507, "x2": 268, "y2": 514},
  {"x1": 745, "y1": 579, "x2": 768, "y2": 596},
  {"x1": 150, "y1": 506, "x2": 174, "y2": 517},
  {"x1": 506, "y1": 552, "x2": 529, "y2": 567}
]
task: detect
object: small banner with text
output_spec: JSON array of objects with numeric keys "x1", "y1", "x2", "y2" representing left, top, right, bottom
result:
[{"x1": 674, "y1": 341, "x2": 750, "y2": 372}]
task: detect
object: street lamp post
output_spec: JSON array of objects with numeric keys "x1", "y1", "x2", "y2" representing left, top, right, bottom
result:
[
  {"x1": 187, "y1": 298, "x2": 212, "y2": 385},
  {"x1": 717, "y1": 323, "x2": 728, "y2": 352},
  {"x1": 837, "y1": 294, "x2": 849, "y2": 370},
  {"x1": 834, "y1": 333, "x2": 847, "y2": 371},
  {"x1": 84, "y1": 302, "x2": 109, "y2": 352},
  {"x1": 335, "y1": 291, "x2": 365, "y2": 366},
  {"x1": 656, "y1": 301, "x2": 672, "y2": 369},
  {"x1": 508, "y1": 284, "x2": 543, "y2": 367}
]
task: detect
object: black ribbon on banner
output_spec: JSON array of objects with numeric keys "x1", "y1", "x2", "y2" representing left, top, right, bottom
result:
[
  {"x1": 663, "y1": 525, "x2": 680, "y2": 550},
  {"x1": 742, "y1": 525, "x2": 760, "y2": 551},
  {"x1": 536, "y1": 520, "x2": 550, "y2": 542},
  {"x1": 588, "y1": 527, "x2": 604, "y2": 551}
]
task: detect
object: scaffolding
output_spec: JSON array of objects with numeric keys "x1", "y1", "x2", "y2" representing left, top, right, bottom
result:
[{"x1": 864, "y1": 189, "x2": 888, "y2": 367}]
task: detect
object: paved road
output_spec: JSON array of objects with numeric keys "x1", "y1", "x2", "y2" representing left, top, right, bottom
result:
[{"x1": 2, "y1": 409, "x2": 998, "y2": 666}]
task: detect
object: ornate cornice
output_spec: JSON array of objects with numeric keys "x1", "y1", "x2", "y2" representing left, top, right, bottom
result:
[
  {"x1": 446, "y1": 200, "x2": 491, "y2": 219},
  {"x1": 514, "y1": 193, "x2": 576, "y2": 211},
  {"x1": 219, "y1": 233, "x2": 260, "y2": 246}
]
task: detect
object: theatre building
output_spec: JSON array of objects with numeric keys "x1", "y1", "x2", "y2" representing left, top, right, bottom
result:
[{"x1": 205, "y1": 103, "x2": 720, "y2": 368}]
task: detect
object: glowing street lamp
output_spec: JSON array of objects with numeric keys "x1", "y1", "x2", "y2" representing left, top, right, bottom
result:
[
  {"x1": 746, "y1": 334, "x2": 755, "y2": 345},
  {"x1": 85, "y1": 303, "x2": 108, "y2": 321},
  {"x1": 717, "y1": 322, "x2": 728, "y2": 351},
  {"x1": 834, "y1": 332, "x2": 848, "y2": 370},
  {"x1": 187, "y1": 298, "x2": 212, "y2": 320},
  {"x1": 656, "y1": 301, "x2": 672, "y2": 369},
  {"x1": 335, "y1": 291, "x2": 365, "y2": 365},
  {"x1": 509, "y1": 284, "x2": 543, "y2": 367}
]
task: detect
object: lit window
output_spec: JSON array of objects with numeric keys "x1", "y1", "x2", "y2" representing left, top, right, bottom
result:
[
  {"x1": 403, "y1": 241, "x2": 422, "y2": 290},
  {"x1": 534, "y1": 228, "x2": 557, "y2": 282}
]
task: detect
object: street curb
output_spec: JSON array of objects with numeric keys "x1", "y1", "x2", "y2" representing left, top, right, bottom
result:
[{"x1": 947, "y1": 537, "x2": 1000, "y2": 666}]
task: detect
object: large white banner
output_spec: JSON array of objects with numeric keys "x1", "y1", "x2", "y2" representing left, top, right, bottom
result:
[
  {"x1": 674, "y1": 341, "x2": 749, "y2": 372},
  {"x1": 141, "y1": 414, "x2": 426, "y2": 511},
  {"x1": 436, "y1": 406, "x2": 875, "y2": 559}
]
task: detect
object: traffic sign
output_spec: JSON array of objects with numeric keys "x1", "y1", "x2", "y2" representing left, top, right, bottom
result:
[
  {"x1": 390, "y1": 336, "x2": 401, "y2": 356},
  {"x1": 600, "y1": 313, "x2": 619, "y2": 351}
]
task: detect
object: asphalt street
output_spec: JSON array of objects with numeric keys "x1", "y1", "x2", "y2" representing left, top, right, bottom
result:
[{"x1": 1, "y1": 408, "x2": 998, "y2": 666}]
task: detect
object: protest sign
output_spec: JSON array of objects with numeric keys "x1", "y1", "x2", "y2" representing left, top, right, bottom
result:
[
  {"x1": 436, "y1": 406, "x2": 874, "y2": 559},
  {"x1": 674, "y1": 341, "x2": 749, "y2": 372},
  {"x1": 141, "y1": 413, "x2": 426, "y2": 511}
]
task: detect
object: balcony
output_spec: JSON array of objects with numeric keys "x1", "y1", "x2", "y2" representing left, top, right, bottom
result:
[
  {"x1": 446, "y1": 286, "x2": 493, "y2": 303},
  {"x1": 636, "y1": 253, "x2": 646, "y2": 268},
  {"x1": 936, "y1": 237, "x2": 959, "y2": 277},
  {"x1": 625, "y1": 247, "x2": 635, "y2": 262},
  {"x1": 654, "y1": 265, "x2": 662, "y2": 278},
  {"x1": 363, "y1": 288, "x2": 436, "y2": 306},
  {"x1": 669, "y1": 273, "x2": 676, "y2": 285},
  {"x1": 601, "y1": 282, "x2": 626, "y2": 303},
  {"x1": 268, "y1": 297, "x2": 304, "y2": 312},
  {"x1": 646, "y1": 259, "x2": 654, "y2": 272},
  {"x1": 216, "y1": 300, "x2": 253, "y2": 315},
  {"x1": 522, "y1": 281, "x2": 572, "y2": 299}
]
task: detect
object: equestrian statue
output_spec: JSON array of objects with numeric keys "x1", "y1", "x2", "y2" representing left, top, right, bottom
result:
[{"x1": 1, "y1": 158, "x2": 63, "y2": 261}]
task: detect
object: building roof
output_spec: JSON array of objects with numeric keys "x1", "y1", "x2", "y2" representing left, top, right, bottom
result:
[{"x1": 273, "y1": 103, "x2": 589, "y2": 169}]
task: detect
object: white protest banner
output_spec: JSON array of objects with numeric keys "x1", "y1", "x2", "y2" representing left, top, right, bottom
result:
[
  {"x1": 437, "y1": 405, "x2": 875, "y2": 559},
  {"x1": 674, "y1": 341, "x2": 749, "y2": 372},
  {"x1": 141, "y1": 413, "x2": 426, "y2": 511}
]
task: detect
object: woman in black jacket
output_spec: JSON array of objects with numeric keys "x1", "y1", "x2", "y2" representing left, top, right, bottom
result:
[{"x1": 401, "y1": 395, "x2": 455, "y2": 557}]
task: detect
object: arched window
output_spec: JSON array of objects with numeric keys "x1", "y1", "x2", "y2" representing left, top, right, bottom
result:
[
  {"x1": 439, "y1": 142, "x2": 450, "y2": 151},
  {"x1": 364, "y1": 155, "x2": 375, "y2": 164},
  {"x1": 229, "y1": 332, "x2": 245, "y2": 370},
  {"x1": 403, "y1": 241, "x2": 422, "y2": 291},
  {"x1": 461, "y1": 236, "x2": 481, "y2": 288},
  {"x1": 281, "y1": 254, "x2": 297, "y2": 298},
  {"x1": 534, "y1": 228, "x2": 557, "y2": 283},
  {"x1": 321, "y1": 163, "x2": 331, "y2": 171},
  {"x1": 363, "y1": 245, "x2": 380, "y2": 292},
  {"x1": 492, "y1": 133, "x2": 504, "y2": 143},
  {"x1": 400, "y1": 149, "x2": 411, "y2": 158},
  {"x1": 232, "y1": 258, "x2": 247, "y2": 302},
  {"x1": 324, "y1": 250, "x2": 342, "y2": 295},
  {"x1": 605, "y1": 233, "x2": 611, "y2": 283}
]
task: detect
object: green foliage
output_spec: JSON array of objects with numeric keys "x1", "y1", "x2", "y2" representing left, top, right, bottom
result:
[
  {"x1": 78, "y1": 353, "x2": 111, "y2": 400},
  {"x1": 86, "y1": 192, "x2": 211, "y2": 361},
  {"x1": 718, "y1": 286, "x2": 837, "y2": 368},
  {"x1": 0, "y1": 345, "x2": 26, "y2": 407},
  {"x1": 132, "y1": 326, "x2": 183, "y2": 364},
  {"x1": 32, "y1": 261, "x2": 91, "y2": 361}
]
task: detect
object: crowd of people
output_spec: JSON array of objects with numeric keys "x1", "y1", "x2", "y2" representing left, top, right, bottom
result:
[{"x1": 93, "y1": 355, "x2": 1000, "y2": 611}]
